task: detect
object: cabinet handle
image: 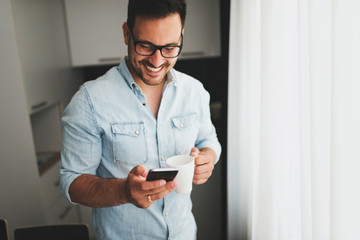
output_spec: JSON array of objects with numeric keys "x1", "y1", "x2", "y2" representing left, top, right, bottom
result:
[
  {"x1": 98, "y1": 57, "x2": 121, "y2": 63},
  {"x1": 180, "y1": 51, "x2": 205, "y2": 57},
  {"x1": 31, "y1": 101, "x2": 48, "y2": 111},
  {"x1": 59, "y1": 205, "x2": 72, "y2": 220}
]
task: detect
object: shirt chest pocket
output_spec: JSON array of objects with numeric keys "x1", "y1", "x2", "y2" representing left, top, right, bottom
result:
[
  {"x1": 171, "y1": 113, "x2": 199, "y2": 155},
  {"x1": 111, "y1": 122, "x2": 148, "y2": 166}
]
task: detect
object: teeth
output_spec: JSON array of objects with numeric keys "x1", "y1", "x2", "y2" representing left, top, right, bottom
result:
[{"x1": 145, "y1": 65, "x2": 162, "y2": 72}]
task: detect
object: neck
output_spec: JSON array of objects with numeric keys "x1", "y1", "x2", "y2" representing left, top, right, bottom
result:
[
  {"x1": 141, "y1": 80, "x2": 165, "y2": 118},
  {"x1": 125, "y1": 59, "x2": 166, "y2": 118},
  {"x1": 136, "y1": 77, "x2": 166, "y2": 94},
  {"x1": 125, "y1": 58, "x2": 166, "y2": 92}
]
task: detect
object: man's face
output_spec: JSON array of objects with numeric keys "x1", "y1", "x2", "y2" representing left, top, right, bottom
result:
[{"x1": 123, "y1": 13, "x2": 183, "y2": 86}]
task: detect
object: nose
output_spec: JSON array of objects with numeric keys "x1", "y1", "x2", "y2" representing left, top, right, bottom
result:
[{"x1": 148, "y1": 49, "x2": 165, "y2": 67}]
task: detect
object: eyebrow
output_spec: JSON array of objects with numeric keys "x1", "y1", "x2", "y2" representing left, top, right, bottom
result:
[
  {"x1": 135, "y1": 34, "x2": 183, "y2": 47},
  {"x1": 138, "y1": 40, "x2": 180, "y2": 47}
]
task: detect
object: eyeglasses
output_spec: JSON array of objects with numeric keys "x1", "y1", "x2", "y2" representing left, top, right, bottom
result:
[{"x1": 129, "y1": 29, "x2": 183, "y2": 58}]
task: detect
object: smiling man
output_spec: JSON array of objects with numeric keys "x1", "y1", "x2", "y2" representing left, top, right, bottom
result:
[
  {"x1": 124, "y1": 14, "x2": 182, "y2": 87},
  {"x1": 60, "y1": 0, "x2": 221, "y2": 239}
]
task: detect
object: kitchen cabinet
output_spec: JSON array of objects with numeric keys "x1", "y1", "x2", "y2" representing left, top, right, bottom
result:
[
  {"x1": 39, "y1": 155, "x2": 63, "y2": 211},
  {"x1": 64, "y1": 0, "x2": 128, "y2": 67},
  {"x1": 11, "y1": 0, "x2": 83, "y2": 114},
  {"x1": 33, "y1": 107, "x2": 80, "y2": 225},
  {"x1": 63, "y1": 0, "x2": 221, "y2": 67},
  {"x1": 31, "y1": 102, "x2": 81, "y2": 225},
  {"x1": 41, "y1": 163, "x2": 81, "y2": 224},
  {"x1": 1, "y1": 0, "x2": 89, "y2": 238},
  {"x1": 181, "y1": 0, "x2": 221, "y2": 59}
]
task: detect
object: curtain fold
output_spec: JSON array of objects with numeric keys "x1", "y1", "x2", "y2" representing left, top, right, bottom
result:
[{"x1": 227, "y1": 0, "x2": 360, "y2": 239}]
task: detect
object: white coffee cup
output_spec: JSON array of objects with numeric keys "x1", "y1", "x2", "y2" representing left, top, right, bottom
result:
[{"x1": 166, "y1": 155, "x2": 195, "y2": 194}]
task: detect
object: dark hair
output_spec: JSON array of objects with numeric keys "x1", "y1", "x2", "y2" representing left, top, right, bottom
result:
[{"x1": 127, "y1": 0, "x2": 186, "y2": 31}]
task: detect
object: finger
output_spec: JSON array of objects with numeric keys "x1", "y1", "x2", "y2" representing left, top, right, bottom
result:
[
  {"x1": 145, "y1": 180, "x2": 178, "y2": 195},
  {"x1": 193, "y1": 178, "x2": 208, "y2": 185},
  {"x1": 148, "y1": 181, "x2": 178, "y2": 201},
  {"x1": 193, "y1": 172, "x2": 212, "y2": 185},
  {"x1": 194, "y1": 153, "x2": 212, "y2": 165},
  {"x1": 190, "y1": 147, "x2": 199, "y2": 157},
  {"x1": 126, "y1": 179, "x2": 167, "y2": 208},
  {"x1": 136, "y1": 195, "x2": 154, "y2": 209},
  {"x1": 193, "y1": 171, "x2": 212, "y2": 180},
  {"x1": 193, "y1": 172, "x2": 210, "y2": 184},
  {"x1": 141, "y1": 179, "x2": 167, "y2": 191},
  {"x1": 134, "y1": 181, "x2": 178, "y2": 208},
  {"x1": 194, "y1": 163, "x2": 214, "y2": 175}
]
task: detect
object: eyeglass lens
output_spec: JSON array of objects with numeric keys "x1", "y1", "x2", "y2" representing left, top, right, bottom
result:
[{"x1": 135, "y1": 43, "x2": 181, "y2": 58}]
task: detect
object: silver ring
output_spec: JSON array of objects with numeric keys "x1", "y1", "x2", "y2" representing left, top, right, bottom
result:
[{"x1": 147, "y1": 195, "x2": 152, "y2": 202}]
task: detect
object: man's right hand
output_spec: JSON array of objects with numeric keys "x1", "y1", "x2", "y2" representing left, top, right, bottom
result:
[{"x1": 125, "y1": 165, "x2": 178, "y2": 208}]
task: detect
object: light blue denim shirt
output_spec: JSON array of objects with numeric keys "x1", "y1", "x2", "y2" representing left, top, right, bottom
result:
[{"x1": 60, "y1": 58, "x2": 221, "y2": 240}]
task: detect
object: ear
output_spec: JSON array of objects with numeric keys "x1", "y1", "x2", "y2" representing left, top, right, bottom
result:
[{"x1": 122, "y1": 22, "x2": 130, "y2": 46}]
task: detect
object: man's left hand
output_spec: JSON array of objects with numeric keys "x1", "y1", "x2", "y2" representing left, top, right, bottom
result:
[{"x1": 190, "y1": 147, "x2": 217, "y2": 185}]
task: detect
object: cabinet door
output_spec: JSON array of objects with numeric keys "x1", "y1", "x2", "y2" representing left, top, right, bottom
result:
[
  {"x1": 180, "y1": 0, "x2": 221, "y2": 59},
  {"x1": 11, "y1": 0, "x2": 83, "y2": 114},
  {"x1": 39, "y1": 162, "x2": 61, "y2": 211},
  {"x1": 64, "y1": 0, "x2": 221, "y2": 67},
  {"x1": 64, "y1": 0, "x2": 128, "y2": 67}
]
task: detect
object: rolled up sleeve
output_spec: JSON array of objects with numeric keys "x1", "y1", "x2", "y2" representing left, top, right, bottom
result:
[
  {"x1": 195, "y1": 88, "x2": 222, "y2": 164},
  {"x1": 60, "y1": 85, "x2": 102, "y2": 204}
]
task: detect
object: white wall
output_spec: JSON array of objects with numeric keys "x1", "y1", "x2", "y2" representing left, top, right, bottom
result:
[
  {"x1": 0, "y1": 0, "x2": 45, "y2": 237},
  {"x1": 0, "y1": 0, "x2": 84, "y2": 238}
]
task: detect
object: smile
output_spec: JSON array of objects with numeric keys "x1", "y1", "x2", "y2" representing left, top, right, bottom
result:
[{"x1": 145, "y1": 65, "x2": 163, "y2": 72}]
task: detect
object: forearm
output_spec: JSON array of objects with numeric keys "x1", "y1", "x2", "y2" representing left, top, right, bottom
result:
[{"x1": 69, "y1": 174, "x2": 129, "y2": 208}]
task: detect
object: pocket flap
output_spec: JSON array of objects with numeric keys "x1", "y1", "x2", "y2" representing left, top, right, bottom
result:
[
  {"x1": 111, "y1": 122, "x2": 144, "y2": 136},
  {"x1": 171, "y1": 112, "x2": 197, "y2": 130}
]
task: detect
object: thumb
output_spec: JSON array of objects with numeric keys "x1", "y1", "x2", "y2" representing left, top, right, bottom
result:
[
  {"x1": 190, "y1": 147, "x2": 199, "y2": 157},
  {"x1": 131, "y1": 165, "x2": 148, "y2": 178}
]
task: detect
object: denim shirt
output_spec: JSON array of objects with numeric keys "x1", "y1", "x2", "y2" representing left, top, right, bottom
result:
[{"x1": 60, "y1": 58, "x2": 221, "y2": 240}]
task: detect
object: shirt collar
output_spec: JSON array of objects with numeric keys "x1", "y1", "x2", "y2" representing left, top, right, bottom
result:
[{"x1": 117, "y1": 57, "x2": 136, "y2": 89}]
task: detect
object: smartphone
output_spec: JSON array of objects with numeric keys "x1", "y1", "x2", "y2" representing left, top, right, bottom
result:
[{"x1": 146, "y1": 168, "x2": 179, "y2": 182}]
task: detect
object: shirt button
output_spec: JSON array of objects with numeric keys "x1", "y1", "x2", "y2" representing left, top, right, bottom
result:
[
  {"x1": 135, "y1": 130, "x2": 140, "y2": 135},
  {"x1": 135, "y1": 87, "x2": 139, "y2": 90},
  {"x1": 165, "y1": 212, "x2": 168, "y2": 216},
  {"x1": 161, "y1": 157, "x2": 165, "y2": 161},
  {"x1": 179, "y1": 124, "x2": 184, "y2": 128}
]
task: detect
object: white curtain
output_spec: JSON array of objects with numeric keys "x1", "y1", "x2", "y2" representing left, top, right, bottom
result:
[{"x1": 227, "y1": 0, "x2": 360, "y2": 239}]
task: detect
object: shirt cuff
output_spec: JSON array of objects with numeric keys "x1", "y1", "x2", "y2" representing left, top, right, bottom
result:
[{"x1": 59, "y1": 168, "x2": 82, "y2": 205}]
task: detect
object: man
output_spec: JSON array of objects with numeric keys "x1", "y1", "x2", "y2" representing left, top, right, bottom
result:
[{"x1": 60, "y1": 0, "x2": 221, "y2": 239}]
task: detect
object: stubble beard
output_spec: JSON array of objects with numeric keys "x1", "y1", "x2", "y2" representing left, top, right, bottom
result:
[{"x1": 131, "y1": 58, "x2": 170, "y2": 86}]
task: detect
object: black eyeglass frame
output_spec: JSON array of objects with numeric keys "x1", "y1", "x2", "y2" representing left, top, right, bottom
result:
[{"x1": 128, "y1": 29, "x2": 183, "y2": 59}]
